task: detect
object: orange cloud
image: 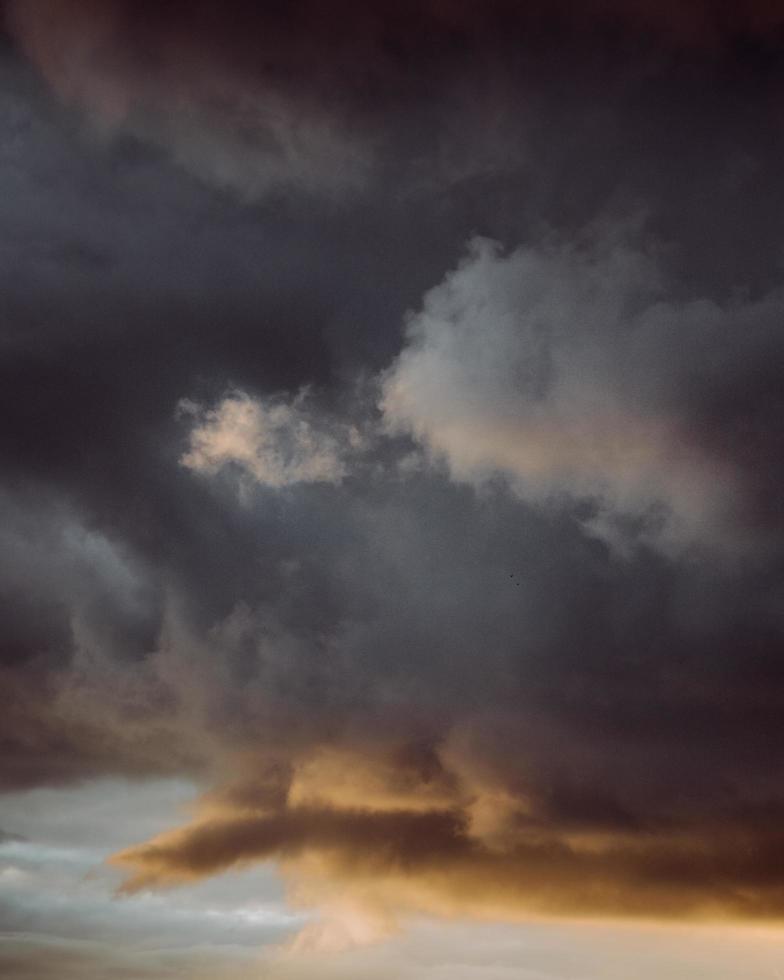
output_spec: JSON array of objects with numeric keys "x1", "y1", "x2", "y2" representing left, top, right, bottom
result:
[{"x1": 110, "y1": 739, "x2": 784, "y2": 936}]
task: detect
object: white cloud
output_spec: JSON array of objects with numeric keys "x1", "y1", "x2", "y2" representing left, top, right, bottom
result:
[
  {"x1": 380, "y1": 229, "x2": 764, "y2": 553},
  {"x1": 180, "y1": 391, "x2": 350, "y2": 490}
]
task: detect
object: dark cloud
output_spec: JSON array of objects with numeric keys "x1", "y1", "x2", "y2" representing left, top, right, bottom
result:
[
  {"x1": 0, "y1": 0, "x2": 784, "y2": 944},
  {"x1": 113, "y1": 799, "x2": 784, "y2": 920},
  {"x1": 113, "y1": 805, "x2": 471, "y2": 889}
]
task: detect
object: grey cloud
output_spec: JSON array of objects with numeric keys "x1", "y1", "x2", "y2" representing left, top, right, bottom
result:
[
  {"x1": 381, "y1": 226, "x2": 784, "y2": 555},
  {"x1": 1, "y1": 0, "x2": 784, "y2": 954},
  {"x1": 6, "y1": 0, "x2": 373, "y2": 201}
]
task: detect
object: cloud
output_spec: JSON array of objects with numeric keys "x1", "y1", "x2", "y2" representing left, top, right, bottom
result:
[
  {"x1": 381, "y1": 227, "x2": 784, "y2": 553},
  {"x1": 11, "y1": 0, "x2": 784, "y2": 205},
  {"x1": 5, "y1": 0, "x2": 372, "y2": 200},
  {"x1": 0, "y1": 491, "x2": 194, "y2": 790},
  {"x1": 180, "y1": 392, "x2": 354, "y2": 491},
  {"x1": 111, "y1": 791, "x2": 784, "y2": 927},
  {"x1": 2, "y1": 0, "x2": 784, "y2": 960},
  {"x1": 111, "y1": 804, "x2": 470, "y2": 891}
]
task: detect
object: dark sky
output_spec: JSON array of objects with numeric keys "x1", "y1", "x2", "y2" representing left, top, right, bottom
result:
[{"x1": 2, "y1": 2, "x2": 784, "y2": 970}]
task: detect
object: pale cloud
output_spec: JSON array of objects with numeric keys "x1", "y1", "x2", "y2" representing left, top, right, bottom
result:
[
  {"x1": 180, "y1": 392, "x2": 351, "y2": 491},
  {"x1": 381, "y1": 229, "x2": 779, "y2": 553}
]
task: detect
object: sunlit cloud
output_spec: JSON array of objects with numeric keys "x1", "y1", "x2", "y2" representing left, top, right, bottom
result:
[{"x1": 179, "y1": 391, "x2": 355, "y2": 491}]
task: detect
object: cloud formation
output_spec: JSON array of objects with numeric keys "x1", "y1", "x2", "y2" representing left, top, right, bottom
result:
[
  {"x1": 113, "y1": 775, "x2": 784, "y2": 925},
  {"x1": 11, "y1": 0, "x2": 784, "y2": 203},
  {"x1": 382, "y1": 228, "x2": 784, "y2": 553},
  {"x1": 2, "y1": 0, "x2": 784, "y2": 968},
  {"x1": 6, "y1": 0, "x2": 373, "y2": 199},
  {"x1": 180, "y1": 392, "x2": 353, "y2": 491}
]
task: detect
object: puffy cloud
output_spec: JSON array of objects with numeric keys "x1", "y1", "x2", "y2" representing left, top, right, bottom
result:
[
  {"x1": 381, "y1": 229, "x2": 784, "y2": 553},
  {"x1": 3, "y1": 0, "x2": 784, "y2": 966},
  {"x1": 180, "y1": 392, "x2": 354, "y2": 491}
]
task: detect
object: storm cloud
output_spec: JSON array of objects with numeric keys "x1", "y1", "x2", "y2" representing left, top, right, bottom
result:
[{"x1": 1, "y1": 0, "x2": 784, "y2": 967}]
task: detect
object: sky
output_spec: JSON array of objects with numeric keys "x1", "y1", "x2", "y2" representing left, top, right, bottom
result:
[{"x1": 2, "y1": 1, "x2": 784, "y2": 977}]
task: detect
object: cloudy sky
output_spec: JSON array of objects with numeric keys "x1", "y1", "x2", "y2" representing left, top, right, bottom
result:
[{"x1": 2, "y1": 1, "x2": 784, "y2": 977}]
